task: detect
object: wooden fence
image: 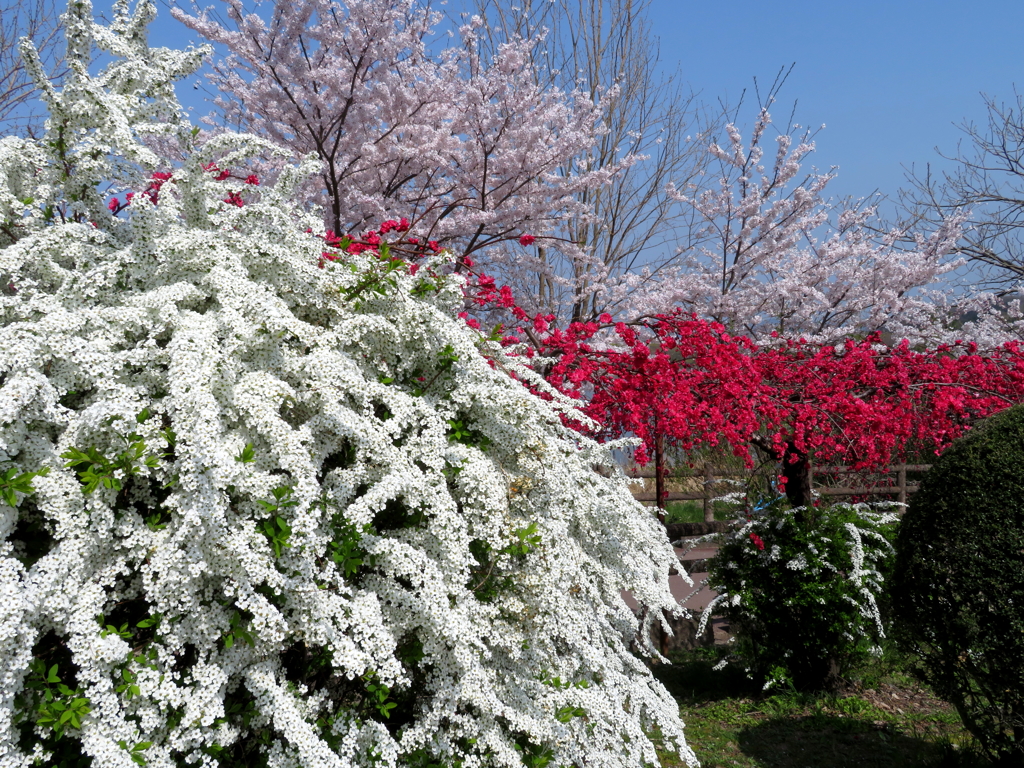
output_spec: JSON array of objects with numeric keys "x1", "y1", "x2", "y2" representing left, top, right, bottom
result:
[{"x1": 627, "y1": 463, "x2": 932, "y2": 521}]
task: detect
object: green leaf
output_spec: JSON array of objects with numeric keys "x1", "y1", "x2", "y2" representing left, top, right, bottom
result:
[
  {"x1": 236, "y1": 442, "x2": 256, "y2": 464},
  {"x1": 145, "y1": 511, "x2": 167, "y2": 531},
  {"x1": 0, "y1": 466, "x2": 50, "y2": 507}
]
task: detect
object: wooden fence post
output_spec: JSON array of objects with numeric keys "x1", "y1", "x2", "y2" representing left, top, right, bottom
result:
[
  {"x1": 897, "y1": 464, "x2": 907, "y2": 506},
  {"x1": 703, "y1": 464, "x2": 714, "y2": 522},
  {"x1": 654, "y1": 431, "x2": 666, "y2": 523}
]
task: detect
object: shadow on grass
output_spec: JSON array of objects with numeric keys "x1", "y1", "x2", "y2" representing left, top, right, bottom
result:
[
  {"x1": 735, "y1": 715, "x2": 987, "y2": 768},
  {"x1": 650, "y1": 648, "x2": 993, "y2": 768},
  {"x1": 651, "y1": 649, "x2": 761, "y2": 704}
]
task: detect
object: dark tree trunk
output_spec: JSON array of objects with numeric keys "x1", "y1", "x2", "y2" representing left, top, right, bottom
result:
[
  {"x1": 750, "y1": 435, "x2": 813, "y2": 516},
  {"x1": 781, "y1": 443, "x2": 812, "y2": 510},
  {"x1": 654, "y1": 431, "x2": 666, "y2": 524},
  {"x1": 791, "y1": 652, "x2": 843, "y2": 693}
]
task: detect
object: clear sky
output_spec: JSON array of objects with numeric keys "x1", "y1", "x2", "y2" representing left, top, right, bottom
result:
[
  {"x1": 146, "y1": 0, "x2": 1024, "y2": 209},
  {"x1": 646, "y1": 0, "x2": 1024, "y2": 206}
]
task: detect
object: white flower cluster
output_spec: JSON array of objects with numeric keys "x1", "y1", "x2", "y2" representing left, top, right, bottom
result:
[
  {"x1": 0, "y1": 2, "x2": 697, "y2": 766},
  {"x1": 704, "y1": 502, "x2": 898, "y2": 649}
]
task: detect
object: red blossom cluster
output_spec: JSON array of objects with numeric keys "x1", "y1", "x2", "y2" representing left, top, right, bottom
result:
[
  {"x1": 107, "y1": 171, "x2": 173, "y2": 213},
  {"x1": 314, "y1": 219, "x2": 444, "y2": 268},
  {"x1": 544, "y1": 312, "x2": 1024, "y2": 467},
  {"x1": 107, "y1": 165, "x2": 260, "y2": 215},
  {"x1": 467, "y1": 272, "x2": 520, "y2": 314}
]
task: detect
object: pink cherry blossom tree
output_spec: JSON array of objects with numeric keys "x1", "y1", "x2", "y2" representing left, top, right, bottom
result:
[
  {"x1": 463, "y1": 0, "x2": 719, "y2": 326},
  {"x1": 172, "y1": 0, "x2": 612, "y2": 265}
]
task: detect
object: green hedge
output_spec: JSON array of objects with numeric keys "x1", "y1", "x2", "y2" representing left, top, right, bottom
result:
[{"x1": 893, "y1": 404, "x2": 1024, "y2": 766}]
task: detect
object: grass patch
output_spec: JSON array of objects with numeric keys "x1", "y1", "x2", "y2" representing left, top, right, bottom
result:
[
  {"x1": 664, "y1": 500, "x2": 734, "y2": 524},
  {"x1": 652, "y1": 646, "x2": 991, "y2": 768}
]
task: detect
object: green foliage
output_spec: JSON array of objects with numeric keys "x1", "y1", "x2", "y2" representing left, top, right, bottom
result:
[
  {"x1": 539, "y1": 671, "x2": 590, "y2": 691},
  {"x1": 23, "y1": 660, "x2": 92, "y2": 738},
  {"x1": 515, "y1": 739, "x2": 554, "y2": 768},
  {"x1": 377, "y1": 343, "x2": 460, "y2": 399},
  {"x1": 256, "y1": 486, "x2": 296, "y2": 557},
  {"x1": 362, "y1": 670, "x2": 397, "y2": 720},
  {"x1": 223, "y1": 609, "x2": 256, "y2": 649},
  {"x1": 115, "y1": 667, "x2": 142, "y2": 701},
  {"x1": 664, "y1": 499, "x2": 734, "y2": 524},
  {"x1": 97, "y1": 614, "x2": 132, "y2": 640},
  {"x1": 338, "y1": 245, "x2": 404, "y2": 309},
  {"x1": 61, "y1": 413, "x2": 159, "y2": 494},
  {"x1": 0, "y1": 465, "x2": 49, "y2": 507},
  {"x1": 235, "y1": 442, "x2": 256, "y2": 464},
  {"x1": 410, "y1": 344, "x2": 459, "y2": 397},
  {"x1": 446, "y1": 418, "x2": 491, "y2": 451},
  {"x1": 467, "y1": 525, "x2": 543, "y2": 603},
  {"x1": 892, "y1": 403, "x2": 1024, "y2": 766},
  {"x1": 117, "y1": 740, "x2": 151, "y2": 766},
  {"x1": 709, "y1": 499, "x2": 898, "y2": 692},
  {"x1": 505, "y1": 522, "x2": 542, "y2": 557},
  {"x1": 327, "y1": 515, "x2": 371, "y2": 580}
]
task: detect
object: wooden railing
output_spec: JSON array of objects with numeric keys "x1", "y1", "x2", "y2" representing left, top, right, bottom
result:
[{"x1": 627, "y1": 463, "x2": 932, "y2": 520}]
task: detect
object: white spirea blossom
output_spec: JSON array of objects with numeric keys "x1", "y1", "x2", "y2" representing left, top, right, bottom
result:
[{"x1": 0, "y1": 2, "x2": 697, "y2": 766}]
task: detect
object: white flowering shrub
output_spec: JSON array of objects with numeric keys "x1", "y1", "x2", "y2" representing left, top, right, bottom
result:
[
  {"x1": 0, "y1": 2, "x2": 697, "y2": 766},
  {"x1": 703, "y1": 499, "x2": 898, "y2": 693}
]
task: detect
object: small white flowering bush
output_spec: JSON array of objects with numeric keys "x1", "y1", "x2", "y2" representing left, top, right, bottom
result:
[
  {"x1": 703, "y1": 498, "x2": 898, "y2": 692},
  {"x1": 0, "y1": 2, "x2": 697, "y2": 766}
]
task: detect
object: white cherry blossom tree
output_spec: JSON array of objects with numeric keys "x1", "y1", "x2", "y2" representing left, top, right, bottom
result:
[
  {"x1": 0, "y1": 1, "x2": 698, "y2": 766},
  {"x1": 633, "y1": 108, "x2": 968, "y2": 346}
]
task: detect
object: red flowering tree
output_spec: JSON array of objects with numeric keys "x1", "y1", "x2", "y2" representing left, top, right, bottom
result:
[{"x1": 534, "y1": 312, "x2": 1024, "y2": 513}]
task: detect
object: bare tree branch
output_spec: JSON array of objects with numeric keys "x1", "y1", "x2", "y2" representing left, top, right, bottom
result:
[
  {"x1": 1, "y1": 0, "x2": 66, "y2": 137},
  {"x1": 898, "y1": 89, "x2": 1024, "y2": 292}
]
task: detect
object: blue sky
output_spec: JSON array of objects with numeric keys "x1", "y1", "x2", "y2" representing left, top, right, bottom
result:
[
  {"x1": 148, "y1": 0, "x2": 1024, "y2": 209},
  {"x1": 646, "y1": 0, "x2": 1024, "y2": 206}
]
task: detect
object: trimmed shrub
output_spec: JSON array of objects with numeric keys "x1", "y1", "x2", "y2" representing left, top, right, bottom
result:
[{"x1": 892, "y1": 404, "x2": 1024, "y2": 766}]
